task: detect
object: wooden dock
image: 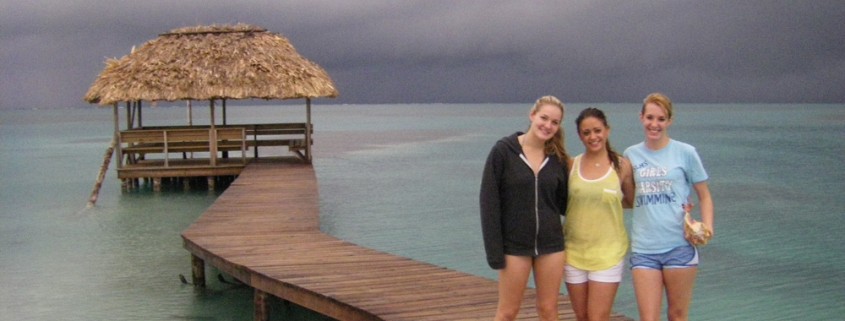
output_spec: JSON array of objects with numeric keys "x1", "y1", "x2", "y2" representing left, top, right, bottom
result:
[{"x1": 181, "y1": 160, "x2": 633, "y2": 321}]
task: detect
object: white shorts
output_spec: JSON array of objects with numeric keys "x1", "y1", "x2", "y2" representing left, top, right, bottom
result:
[{"x1": 565, "y1": 260, "x2": 625, "y2": 284}]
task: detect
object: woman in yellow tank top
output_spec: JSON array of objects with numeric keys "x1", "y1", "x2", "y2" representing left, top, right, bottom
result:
[{"x1": 564, "y1": 107, "x2": 635, "y2": 321}]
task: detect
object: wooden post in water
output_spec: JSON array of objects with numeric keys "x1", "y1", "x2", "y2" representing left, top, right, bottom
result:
[
  {"x1": 305, "y1": 98, "x2": 312, "y2": 163},
  {"x1": 254, "y1": 289, "x2": 269, "y2": 321},
  {"x1": 87, "y1": 137, "x2": 117, "y2": 208},
  {"x1": 191, "y1": 254, "x2": 205, "y2": 287}
]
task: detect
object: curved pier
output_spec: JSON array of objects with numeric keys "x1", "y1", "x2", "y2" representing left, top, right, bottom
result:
[{"x1": 181, "y1": 160, "x2": 632, "y2": 320}]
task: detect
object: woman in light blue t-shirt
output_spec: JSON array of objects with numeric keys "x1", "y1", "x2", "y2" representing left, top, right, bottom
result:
[{"x1": 623, "y1": 93, "x2": 714, "y2": 321}]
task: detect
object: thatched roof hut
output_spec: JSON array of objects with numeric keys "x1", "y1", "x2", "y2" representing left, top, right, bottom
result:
[
  {"x1": 84, "y1": 24, "x2": 338, "y2": 105},
  {"x1": 85, "y1": 24, "x2": 338, "y2": 166}
]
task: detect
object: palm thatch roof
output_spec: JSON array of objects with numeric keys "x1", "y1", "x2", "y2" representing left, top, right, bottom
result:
[{"x1": 85, "y1": 24, "x2": 338, "y2": 105}]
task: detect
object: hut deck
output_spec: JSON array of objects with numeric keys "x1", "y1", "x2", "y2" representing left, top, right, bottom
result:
[
  {"x1": 181, "y1": 161, "x2": 633, "y2": 321},
  {"x1": 117, "y1": 158, "x2": 247, "y2": 179}
]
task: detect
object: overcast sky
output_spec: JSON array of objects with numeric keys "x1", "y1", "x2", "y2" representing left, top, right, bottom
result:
[{"x1": 1, "y1": 1, "x2": 843, "y2": 109}]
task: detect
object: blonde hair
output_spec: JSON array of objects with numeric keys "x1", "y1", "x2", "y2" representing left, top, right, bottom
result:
[
  {"x1": 642, "y1": 92, "x2": 674, "y2": 119},
  {"x1": 530, "y1": 95, "x2": 569, "y2": 162}
]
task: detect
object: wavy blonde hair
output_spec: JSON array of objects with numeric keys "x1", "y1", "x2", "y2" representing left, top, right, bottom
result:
[
  {"x1": 530, "y1": 95, "x2": 569, "y2": 162},
  {"x1": 642, "y1": 92, "x2": 674, "y2": 120}
]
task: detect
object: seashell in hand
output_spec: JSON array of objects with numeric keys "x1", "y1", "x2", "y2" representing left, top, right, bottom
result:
[{"x1": 684, "y1": 212, "x2": 712, "y2": 246}]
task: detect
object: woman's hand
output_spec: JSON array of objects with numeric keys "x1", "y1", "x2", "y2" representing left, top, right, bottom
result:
[{"x1": 684, "y1": 212, "x2": 712, "y2": 246}]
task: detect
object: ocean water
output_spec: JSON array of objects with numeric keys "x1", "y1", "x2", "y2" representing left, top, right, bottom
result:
[{"x1": 1, "y1": 103, "x2": 843, "y2": 321}]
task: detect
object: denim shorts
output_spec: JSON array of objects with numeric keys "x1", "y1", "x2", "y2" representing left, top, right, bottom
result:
[{"x1": 629, "y1": 245, "x2": 699, "y2": 270}]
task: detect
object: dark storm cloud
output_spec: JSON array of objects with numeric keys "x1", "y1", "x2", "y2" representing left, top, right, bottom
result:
[{"x1": 1, "y1": 0, "x2": 843, "y2": 109}]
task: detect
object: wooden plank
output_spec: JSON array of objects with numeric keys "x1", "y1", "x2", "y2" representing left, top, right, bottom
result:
[
  {"x1": 120, "y1": 130, "x2": 165, "y2": 143},
  {"x1": 216, "y1": 127, "x2": 246, "y2": 140},
  {"x1": 122, "y1": 141, "x2": 246, "y2": 154},
  {"x1": 245, "y1": 139, "x2": 308, "y2": 147},
  {"x1": 165, "y1": 128, "x2": 211, "y2": 143}
]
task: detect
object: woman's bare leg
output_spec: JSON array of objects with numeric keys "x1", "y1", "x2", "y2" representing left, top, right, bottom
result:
[
  {"x1": 533, "y1": 252, "x2": 566, "y2": 321},
  {"x1": 632, "y1": 268, "x2": 664, "y2": 321},
  {"x1": 663, "y1": 267, "x2": 697, "y2": 321},
  {"x1": 566, "y1": 282, "x2": 589, "y2": 321},
  {"x1": 495, "y1": 255, "x2": 533, "y2": 321},
  {"x1": 586, "y1": 281, "x2": 620, "y2": 321}
]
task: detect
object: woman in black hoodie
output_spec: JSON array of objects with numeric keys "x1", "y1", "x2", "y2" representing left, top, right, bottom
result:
[{"x1": 480, "y1": 95, "x2": 569, "y2": 321}]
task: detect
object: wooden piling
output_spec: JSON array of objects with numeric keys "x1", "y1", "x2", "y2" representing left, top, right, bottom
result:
[
  {"x1": 88, "y1": 137, "x2": 117, "y2": 208},
  {"x1": 255, "y1": 289, "x2": 269, "y2": 321},
  {"x1": 191, "y1": 254, "x2": 205, "y2": 287}
]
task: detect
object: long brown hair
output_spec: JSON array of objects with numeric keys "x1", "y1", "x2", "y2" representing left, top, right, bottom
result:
[
  {"x1": 530, "y1": 95, "x2": 569, "y2": 162},
  {"x1": 575, "y1": 107, "x2": 620, "y2": 171}
]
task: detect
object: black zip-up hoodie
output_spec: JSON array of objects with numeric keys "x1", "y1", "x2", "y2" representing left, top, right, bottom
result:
[{"x1": 479, "y1": 132, "x2": 568, "y2": 269}]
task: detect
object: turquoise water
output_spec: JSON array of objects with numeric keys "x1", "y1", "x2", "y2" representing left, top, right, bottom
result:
[{"x1": 1, "y1": 103, "x2": 843, "y2": 320}]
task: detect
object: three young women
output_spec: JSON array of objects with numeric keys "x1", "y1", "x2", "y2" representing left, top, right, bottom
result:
[{"x1": 480, "y1": 93, "x2": 714, "y2": 321}]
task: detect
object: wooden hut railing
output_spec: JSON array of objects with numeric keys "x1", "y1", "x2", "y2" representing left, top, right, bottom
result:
[
  {"x1": 140, "y1": 123, "x2": 313, "y2": 159},
  {"x1": 240, "y1": 123, "x2": 312, "y2": 159},
  {"x1": 120, "y1": 127, "x2": 246, "y2": 166}
]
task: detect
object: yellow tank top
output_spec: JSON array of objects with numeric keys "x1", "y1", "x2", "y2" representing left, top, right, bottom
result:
[{"x1": 564, "y1": 155, "x2": 629, "y2": 271}]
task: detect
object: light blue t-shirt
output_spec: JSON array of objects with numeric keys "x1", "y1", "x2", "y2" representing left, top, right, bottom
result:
[{"x1": 624, "y1": 139, "x2": 709, "y2": 253}]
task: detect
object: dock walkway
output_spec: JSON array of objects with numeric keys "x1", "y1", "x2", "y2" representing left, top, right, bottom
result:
[{"x1": 181, "y1": 161, "x2": 632, "y2": 321}]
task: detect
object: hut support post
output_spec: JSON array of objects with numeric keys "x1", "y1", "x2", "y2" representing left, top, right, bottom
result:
[
  {"x1": 187, "y1": 100, "x2": 193, "y2": 126},
  {"x1": 222, "y1": 99, "x2": 228, "y2": 158},
  {"x1": 306, "y1": 98, "x2": 312, "y2": 162},
  {"x1": 137, "y1": 100, "x2": 142, "y2": 128},
  {"x1": 254, "y1": 289, "x2": 269, "y2": 321},
  {"x1": 222, "y1": 99, "x2": 227, "y2": 125},
  {"x1": 209, "y1": 99, "x2": 218, "y2": 166},
  {"x1": 113, "y1": 103, "x2": 122, "y2": 169},
  {"x1": 191, "y1": 254, "x2": 206, "y2": 287},
  {"x1": 125, "y1": 101, "x2": 132, "y2": 131},
  {"x1": 210, "y1": 99, "x2": 216, "y2": 126}
]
